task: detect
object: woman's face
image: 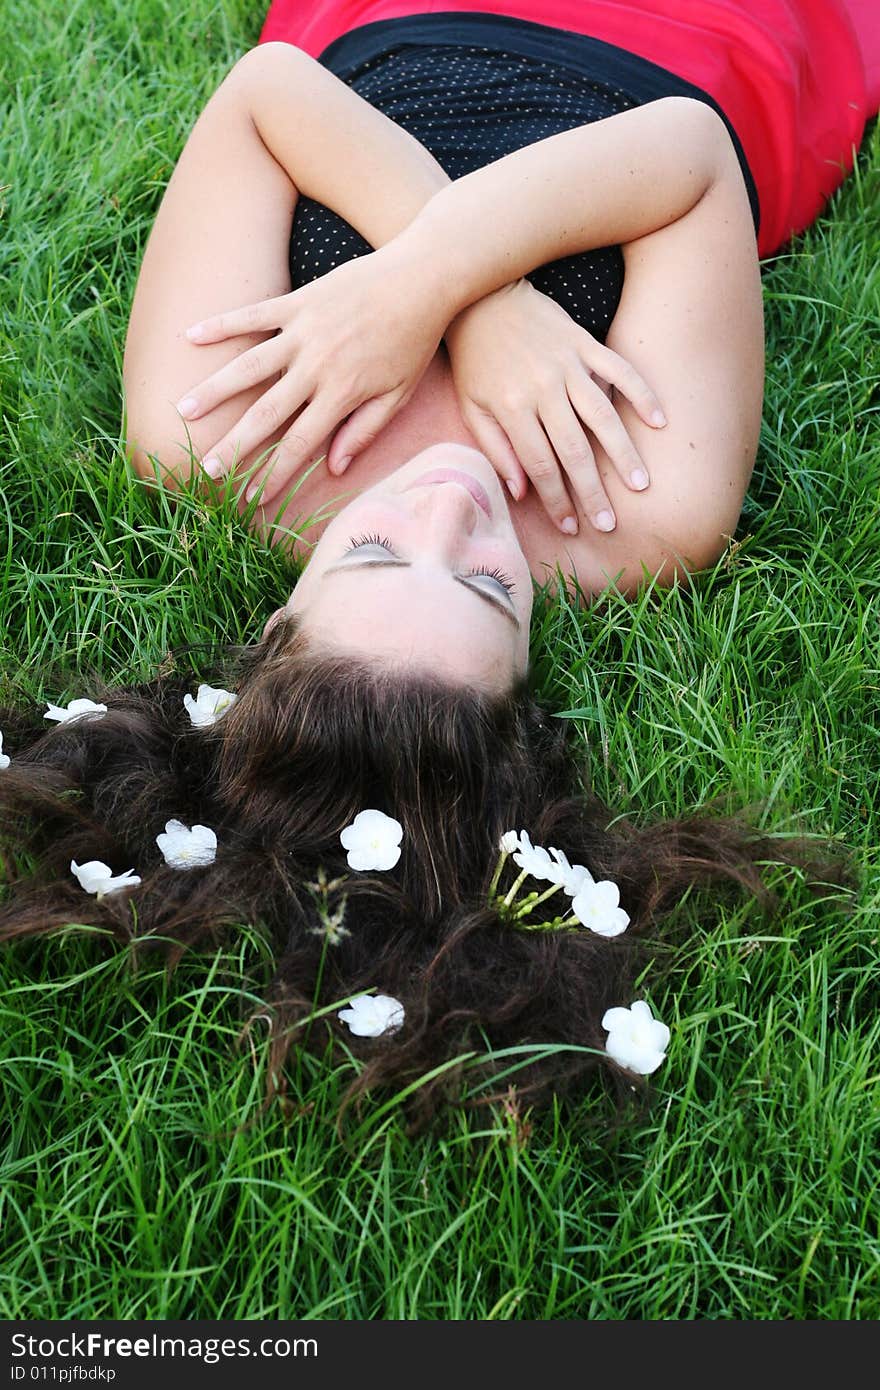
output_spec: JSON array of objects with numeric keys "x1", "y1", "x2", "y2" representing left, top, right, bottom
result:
[{"x1": 275, "y1": 443, "x2": 533, "y2": 692}]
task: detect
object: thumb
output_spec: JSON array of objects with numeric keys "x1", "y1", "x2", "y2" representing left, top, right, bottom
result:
[{"x1": 326, "y1": 394, "x2": 402, "y2": 475}]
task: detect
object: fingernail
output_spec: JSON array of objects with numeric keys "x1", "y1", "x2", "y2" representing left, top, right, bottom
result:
[
  {"x1": 594, "y1": 510, "x2": 615, "y2": 532},
  {"x1": 336, "y1": 455, "x2": 352, "y2": 475},
  {"x1": 506, "y1": 479, "x2": 519, "y2": 500},
  {"x1": 560, "y1": 516, "x2": 578, "y2": 535},
  {"x1": 186, "y1": 324, "x2": 206, "y2": 342},
  {"x1": 203, "y1": 456, "x2": 223, "y2": 479},
  {"x1": 177, "y1": 396, "x2": 197, "y2": 419},
  {"x1": 651, "y1": 409, "x2": 667, "y2": 427},
  {"x1": 631, "y1": 467, "x2": 649, "y2": 490}
]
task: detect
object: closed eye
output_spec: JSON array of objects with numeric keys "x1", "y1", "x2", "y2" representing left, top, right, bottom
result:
[{"x1": 344, "y1": 533, "x2": 517, "y2": 599}]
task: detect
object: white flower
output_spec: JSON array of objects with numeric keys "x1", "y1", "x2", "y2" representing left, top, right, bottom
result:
[
  {"x1": 0, "y1": 732, "x2": 9, "y2": 771},
  {"x1": 547, "y1": 844, "x2": 572, "y2": 877},
  {"x1": 183, "y1": 684, "x2": 237, "y2": 727},
  {"x1": 506, "y1": 834, "x2": 600, "y2": 895},
  {"x1": 545, "y1": 846, "x2": 591, "y2": 895},
  {"x1": 602, "y1": 1000, "x2": 670, "y2": 1075},
  {"x1": 70, "y1": 859, "x2": 141, "y2": 899},
  {"x1": 156, "y1": 819, "x2": 217, "y2": 870},
  {"x1": 570, "y1": 877, "x2": 630, "y2": 937},
  {"x1": 510, "y1": 830, "x2": 566, "y2": 885},
  {"x1": 44, "y1": 698, "x2": 107, "y2": 724},
  {"x1": 338, "y1": 993, "x2": 405, "y2": 1037},
  {"x1": 546, "y1": 847, "x2": 602, "y2": 899},
  {"x1": 340, "y1": 809, "x2": 403, "y2": 871},
  {"x1": 563, "y1": 863, "x2": 596, "y2": 898}
]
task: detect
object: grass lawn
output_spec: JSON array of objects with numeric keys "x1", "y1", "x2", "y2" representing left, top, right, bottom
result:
[{"x1": 1, "y1": 0, "x2": 879, "y2": 1321}]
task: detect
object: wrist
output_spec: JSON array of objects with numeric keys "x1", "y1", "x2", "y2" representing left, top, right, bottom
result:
[
  {"x1": 381, "y1": 206, "x2": 471, "y2": 329},
  {"x1": 445, "y1": 278, "x2": 530, "y2": 344},
  {"x1": 390, "y1": 180, "x2": 534, "y2": 316}
]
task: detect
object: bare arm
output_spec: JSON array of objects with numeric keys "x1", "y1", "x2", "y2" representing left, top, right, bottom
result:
[
  {"x1": 123, "y1": 42, "x2": 452, "y2": 481},
  {"x1": 383, "y1": 96, "x2": 763, "y2": 580},
  {"x1": 559, "y1": 170, "x2": 764, "y2": 596},
  {"x1": 244, "y1": 42, "x2": 452, "y2": 244},
  {"x1": 128, "y1": 41, "x2": 661, "y2": 503},
  {"x1": 321, "y1": 95, "x2": 763, "y2": 577},
  {"x1": 393, "y1": 96, "x2": 737, "y2": 307}
]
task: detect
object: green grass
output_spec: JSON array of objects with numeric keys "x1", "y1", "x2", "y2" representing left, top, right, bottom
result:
[{"x1": 2, "y1": 0, "x2": 879, "y2": 1321}]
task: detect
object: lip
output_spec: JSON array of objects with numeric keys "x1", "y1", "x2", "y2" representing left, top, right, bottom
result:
[{"x1": 407, "y1": 468, "x2": 493, "y2": 519}]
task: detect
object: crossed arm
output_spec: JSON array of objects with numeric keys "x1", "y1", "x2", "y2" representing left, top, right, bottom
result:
[{"x1": 124, "y1": 41, "x2": 764, "y2": 575}]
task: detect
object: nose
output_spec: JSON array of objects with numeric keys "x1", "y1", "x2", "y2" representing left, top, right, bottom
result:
[{"x1": 409, "y1": 479, "x2": 482, "y2": 545}]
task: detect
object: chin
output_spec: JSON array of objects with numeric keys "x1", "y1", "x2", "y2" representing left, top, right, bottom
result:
[{"x1": 406, "y1": 440, "x2": 494, "y2": 478}]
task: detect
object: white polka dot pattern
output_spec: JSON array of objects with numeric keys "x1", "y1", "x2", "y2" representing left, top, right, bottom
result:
[{"x1": 289, "y1": 44, "x2": 637, "y2": 339}]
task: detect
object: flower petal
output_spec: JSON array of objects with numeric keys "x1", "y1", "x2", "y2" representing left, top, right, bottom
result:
[
  {"x1": 601, "y1": 1006, "x2": 633, "y2": 1033},
  {"x1": 588, "y1": 909, "x2": 630, "y2": 939},
  {"x1": 156, "y1": 820, "x2": 218, "y2": 870},
  {"x1": 602, "y1": 1000, "x2": 669, "y2": 1075},
  {"x1": 606, "y1": 1033, "x2": 666, "y2": 1075},
  {"x1": 636, "y1": 1046, "x2": 667, "y2": 1075},
  {"x1": 183, "y1": 685, "x2": 237, "y2": 727},
  {"x1": 650, "y1": 1021, "x2": 672, "y2": 1051},
  {"x1": 570, "y1": 881, "x2": 628, "y2": 935},
  {"x1": 593, "y1": 880, "x2": 621, "y2": 908},
  {"x1": 371, "y1": 994, "x2": 405, "y2": 1032},
  {"x1": 71, "y1": 859, "x2": 141, "y2": 897},
  {"x1": 338, "y1": 992, "x2": 405, "y2": 1037},
  {"x1": 100, "y1": 870, "x2": 142, "y2": 897},
  {"x1": 604, "y1": 1031, "x2": 641, "y2": 1071},
  {"x1": 564, "y1": 864, "x2": 595, "y2": 897},
  {"x1": 45, "y1": 699, "x2": 108, "y2": 724},
  {"x1": 71, "y1": 859, "x2": 113, "y2": 893},
  {"x1": 511, "y1": 831, "x2": 566, "y2": 884}
]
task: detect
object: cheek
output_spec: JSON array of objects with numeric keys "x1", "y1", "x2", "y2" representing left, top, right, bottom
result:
[
  {"x1": 514, "y1": 563, "x2": 534, "y2": 615},
  {"x1": 291, "y1": 527, "x2": 343, "y2": 598}
]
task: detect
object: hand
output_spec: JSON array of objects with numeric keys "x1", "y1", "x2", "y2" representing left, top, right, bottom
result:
[
  {"x1": 441, "y1": 279, "x2": 666, "y2": 535},
  {"x1": 176, "y1": 248, "x2": 449, "y2": 503}
]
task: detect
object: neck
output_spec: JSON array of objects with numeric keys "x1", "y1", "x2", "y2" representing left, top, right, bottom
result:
[{"x1": 265, "y1": 347, "x2": 475, "y2": 557}]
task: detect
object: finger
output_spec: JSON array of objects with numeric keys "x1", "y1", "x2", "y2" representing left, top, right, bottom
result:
[
  {"x1": 176, "y1": 338, "x2": 289, "y2": 421},
  {"x1": 539, "y1": 397, "x2": 617, "y2": 534},
  {"x1": 246, "y1": 396, "x2": 369, "y2": 504},
  {"x1": 241, "y1": 428, "x2": 323, "y2": 506},
  {"x1": 326, "y1": 395, "x2": 404, "y2": 476},
  {"x1": 496, "y1": 408, "x2": 579, "y2": 536},
  {"x1": 592, "y1": 372, "x2": 613, "y2": 399},
  {"x1": 566, "y1": 371, "x2": 650, "y2": 495},
  {"x1": 244, "y1": 445, "x2": 318, "y2": 509},
  {"x1": 200, "y1": 379, "x2": 307, "y2": 481},
  {"x1": 185, "y1": 296, "x2": 288, "y2": 345},
  {"x1": 458, "y1": 403, "x2": 529, "y2": 502},
  {"x1": 581, "y1": 343, "x2": 666, "y2": 428}
]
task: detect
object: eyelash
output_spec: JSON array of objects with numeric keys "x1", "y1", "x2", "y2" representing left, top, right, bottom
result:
[{"x1": 344, "y1": 533, "x2": 517, "y2": 596}]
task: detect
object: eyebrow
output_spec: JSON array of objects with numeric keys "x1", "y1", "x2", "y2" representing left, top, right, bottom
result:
[{"x1": 321, "y1": 557, "x2": 521, "y2": 631}]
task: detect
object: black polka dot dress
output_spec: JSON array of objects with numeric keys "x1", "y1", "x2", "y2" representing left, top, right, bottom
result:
[
  {"x1": 290, "y1": 44, "x2": 633, "y2": 340},
  {"x1": 289, "y1": 14, "x2": 759, "y2": 341}
]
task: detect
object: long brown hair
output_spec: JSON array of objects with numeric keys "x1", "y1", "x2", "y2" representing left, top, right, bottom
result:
[{"x1": 0, "y1": 611, "x2": 846, "y2": 1131}]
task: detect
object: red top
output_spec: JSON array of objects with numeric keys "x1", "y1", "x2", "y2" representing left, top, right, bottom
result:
[{"x1": 259, "y1": 0, "x2": 879, "y2": 257}]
